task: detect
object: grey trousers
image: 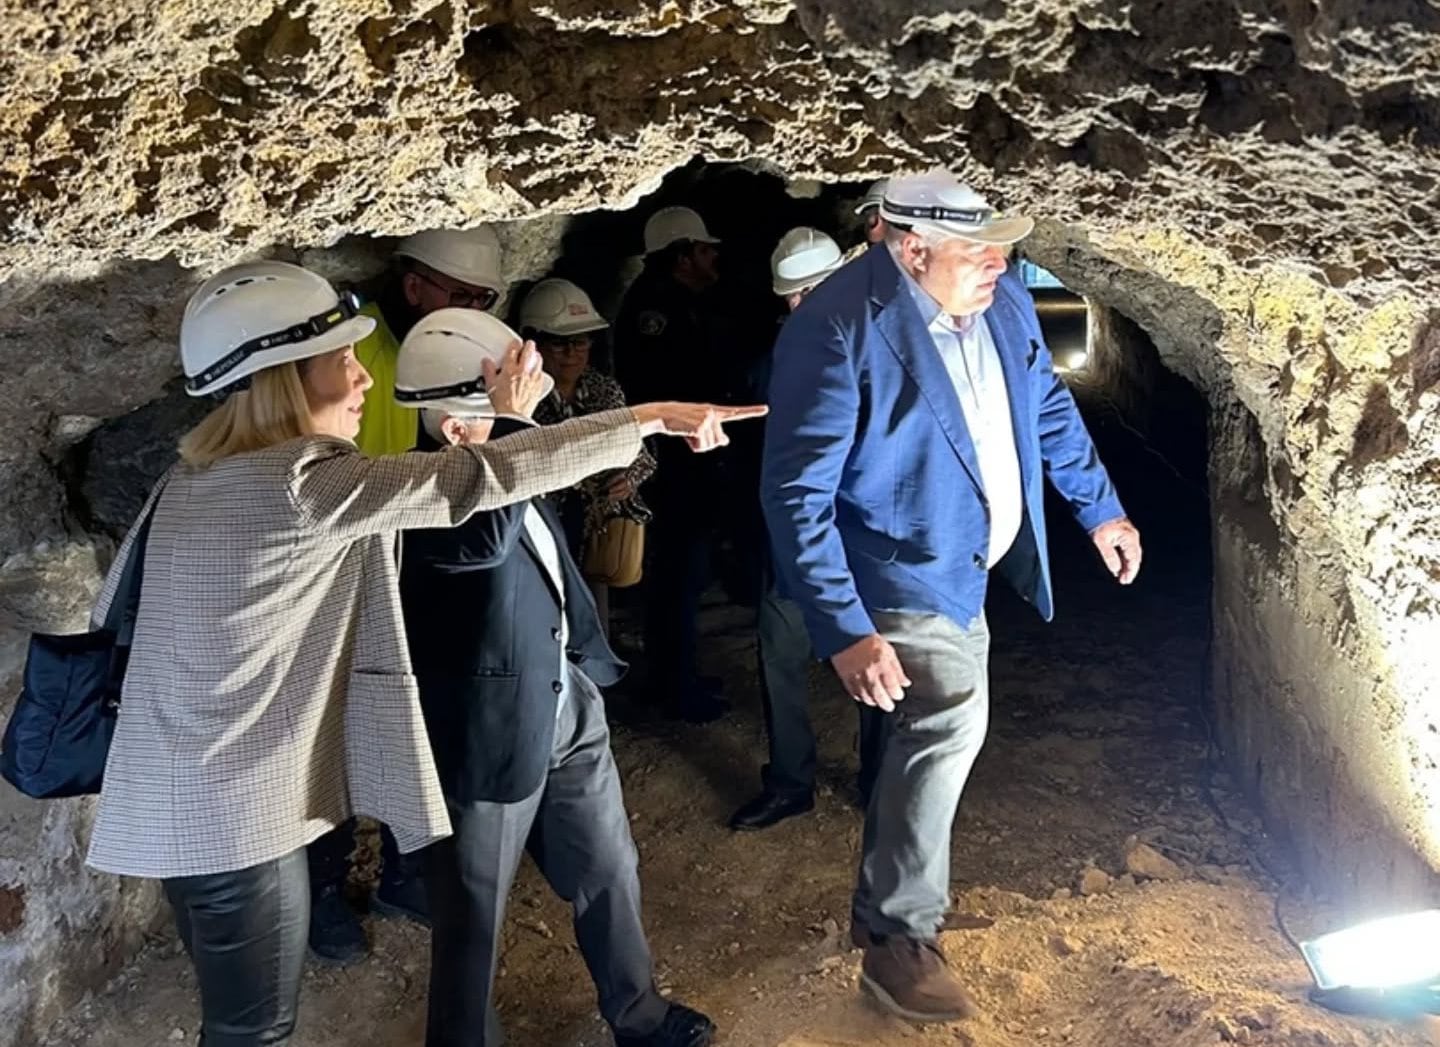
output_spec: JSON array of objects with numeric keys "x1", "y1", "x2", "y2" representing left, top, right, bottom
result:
[
  {"x1": 423, "y1": 666, "x2": 667, "y2": 1047},
  {"x1": 853, "y1": 611, "x2": 991, "y2": 941}
]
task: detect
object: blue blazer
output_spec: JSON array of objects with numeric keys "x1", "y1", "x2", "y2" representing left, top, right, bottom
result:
[{"x1": 760, "y1": 245, "x2": 1125, "y2": 659}]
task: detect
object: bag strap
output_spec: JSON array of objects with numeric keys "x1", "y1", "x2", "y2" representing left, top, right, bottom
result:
[
  {"x1": 101, "y1": 478, "x2": 169, "y2": 702},
  {"x1": 103, "y1": 499, "x2": 160, "y2": 642}
]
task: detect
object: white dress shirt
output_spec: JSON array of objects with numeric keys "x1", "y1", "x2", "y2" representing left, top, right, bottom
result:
[
  {"x1": 892, "y1": 250, "x2": 1024, "y2": 567},
  {"x1": 521, "y1": 504, "x2": 569, "y2": 712}
]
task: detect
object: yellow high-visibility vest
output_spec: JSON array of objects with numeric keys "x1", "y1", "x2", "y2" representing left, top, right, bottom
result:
[{"x1": 353, "y1": 302, "x2": 418, "y2": 456}]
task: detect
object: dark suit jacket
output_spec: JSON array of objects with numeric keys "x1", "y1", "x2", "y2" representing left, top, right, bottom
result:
[{"x1": 400, "y1": 419, "x2": 626, "y2": 804}]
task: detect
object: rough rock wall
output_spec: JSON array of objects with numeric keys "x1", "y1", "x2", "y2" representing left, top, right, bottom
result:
[
  {"x1": 2, "y1": 1, "x2": 1439, "y2": 1044},
  {"x1": 1027, "y1": 222, "x2": 1440, "y2": 911}
]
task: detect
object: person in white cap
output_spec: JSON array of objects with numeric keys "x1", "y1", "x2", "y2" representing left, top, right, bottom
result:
[
  {"x1": 762, "y1": 170, "x2": 1142, "y2": 1022},
  {"x1": 347, "y1": 226, "x2": 508, "y2": 459},
  {"x1": 305, "y1": 224, "x2": 511, "y2": 961},
  {"x1": 393, "y1": 309, "x2": 745, "y2": 1047},
  {"x1": 522, "y1": 278, "x2": 656, "y2": 636},
  {"x1": 854, "y1": 178, "x2": 891, "y2": 245},
  {"x1": 83, "y1": 261, "x2": 743, "y2": 1047},
  {"x1": 613, "y1": 205, "x2": 740, "y2": 723},
  {"x1": 730, "y1": 226, "x2": 887, "y2": 832}
]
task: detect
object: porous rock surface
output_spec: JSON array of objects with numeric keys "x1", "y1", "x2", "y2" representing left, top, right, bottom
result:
[{"x1": 2, "y1": 2, "x2": 1439, "y2": 1046}]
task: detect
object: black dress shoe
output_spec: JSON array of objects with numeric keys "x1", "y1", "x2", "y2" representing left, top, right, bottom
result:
[
  {"x1": 615, "y1": 1002, "x2": 715, "y2": 1047},
  {"x1": 677, "y1": 691, "x2": 730, "y2": 724},
  {"x1": 309, "y1": 884, "x2": 369, "y2": 966},
  {"x1": 728, "y1": 790, "x2": 815, "y2": 831},
  {"x1": 696, "y1": 674, "x2": 725, "y2": 695},
  {"x1": 372, "y1": 872, "x2": 431, "y2": 927}
]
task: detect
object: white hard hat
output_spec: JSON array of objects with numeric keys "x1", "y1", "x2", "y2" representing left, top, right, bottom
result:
[
  {"x1": 181, "y1": 261, "x2": 376, "y2": 397},
  {"x1": 394, "y1": 226, "x2": 505, "y2": 292},
  {"x1": 519, "y1": 279, "x2": 609, "y2": 337},
  {"x1": 880, "y1": 170, "x2": 1033, "y2": 245},
  {"x1": 854, "y1": 179, "x2": 889, "y2": 215},
  {"x1": 771, "y1": 227, "x2": 844, "y2": 296},
  {"x1": 394, "y1": 307, "x2": 553, "y2": 418},
  {"x1": 643, "y1": 206, "x2": 720, "y2": 255}
]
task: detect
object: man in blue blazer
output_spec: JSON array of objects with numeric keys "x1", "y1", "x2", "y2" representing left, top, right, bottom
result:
[{"x1": 761, "y1": 171, "x2": 1142, "y2": 1022}]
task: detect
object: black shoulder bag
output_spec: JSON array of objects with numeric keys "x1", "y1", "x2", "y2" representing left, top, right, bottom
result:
[{"x1": 1, "y1": 494, "x2": 161, "y2": 799}]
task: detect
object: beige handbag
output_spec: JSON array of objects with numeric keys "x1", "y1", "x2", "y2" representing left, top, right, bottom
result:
[{"x1": 583, "y1": 516, "x2": 645, "y2": 588}]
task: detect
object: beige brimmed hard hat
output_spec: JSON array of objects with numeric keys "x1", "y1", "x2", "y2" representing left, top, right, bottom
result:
[
  {"x1": 394, "y1": 226, "x2": 505, "y2": 291},
  {"x1": 643, "y1": 206, "x2": 721, "y2": 254},
  {"x1": 771, "y1": 227, "x2": 844, "y2": 296},
  {"x1": 880, "y1": 170, "x2": 1034, "y2": 245},
  {"x1": 519, "y1": 279, "x2": 609, "y2": 337}
]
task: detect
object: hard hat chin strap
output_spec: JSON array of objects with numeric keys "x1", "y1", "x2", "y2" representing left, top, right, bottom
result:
[
  {"x1": 393, "y1": 375, "x2": 489, "y2": 405},
  {"x1": 882, "y1": 201, "x2": 993, "y2": 227}
]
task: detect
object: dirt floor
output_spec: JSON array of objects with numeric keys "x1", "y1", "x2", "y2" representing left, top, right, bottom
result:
[{"x1": 37, "y1": 415, "x2": 1440, "y2": 1047}]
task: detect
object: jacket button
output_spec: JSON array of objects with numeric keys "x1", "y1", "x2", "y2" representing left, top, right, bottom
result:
[
  {"x1": 551, "y1": 679, "x2": 563, "y2": 694},
  {"x1": 550, "y1": 627, "x2": 562, "y2": 641},
  {"x1": 973, "y1": 553, "x2": 986, "y2": 568}
]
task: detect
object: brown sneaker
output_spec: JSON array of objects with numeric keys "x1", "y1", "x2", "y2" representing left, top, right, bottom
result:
[{"x1": 860, "y1": 937, "x2": 978, "y2": 1022}]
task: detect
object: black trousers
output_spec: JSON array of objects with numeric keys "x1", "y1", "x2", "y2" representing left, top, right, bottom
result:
[
  {"x1": 642, "y1": 495, "x2": 713, "y2": 702},
  {"x1": 163, "y1": 848, "x2": 309, "y2": 1046}
]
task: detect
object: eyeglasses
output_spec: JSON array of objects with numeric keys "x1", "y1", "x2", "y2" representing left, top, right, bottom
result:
[
  {"x1": 537, "y1": 335, "x2": 591, "y2": 354},
  {"x1": 414, "y1": 270, "x2": 500, "y2": 312},
  {"x1": 187, "y1": 290, "x2": 362, "y2": 394}
]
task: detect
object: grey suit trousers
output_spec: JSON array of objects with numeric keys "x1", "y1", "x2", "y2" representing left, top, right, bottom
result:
[
  {"x1": 423, "y1": 665, "x2": 667, "y2": 1047},
  {"x1": 853, "y1": 611, "x2": 991, "y2": 940}
]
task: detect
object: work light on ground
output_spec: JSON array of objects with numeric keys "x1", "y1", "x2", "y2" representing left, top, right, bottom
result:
[{"x1": 1299, "y1": 909, "x2": 1440, "y2": 1016}]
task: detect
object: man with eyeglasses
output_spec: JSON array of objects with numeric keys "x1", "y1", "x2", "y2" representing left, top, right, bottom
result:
[
  {"x1": 350, "y1": 226, "x2": 507, "y2": 458},
  {"x1": 303, "y1": 226, "x2": 508, "y2": 968}
]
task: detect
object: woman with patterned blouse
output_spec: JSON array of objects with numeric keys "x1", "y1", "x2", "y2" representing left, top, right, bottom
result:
[{"x1": 521, "y1": 278, "x2": 657, "y2": 634}]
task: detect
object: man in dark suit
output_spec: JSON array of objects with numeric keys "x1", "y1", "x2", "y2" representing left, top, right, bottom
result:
[
  {"x1": 762, "y1": 171, "x2": 1143, "y2": 1022},
  {"x1": 394, "y1": 309, "x2": 717, "y2": 1047}
]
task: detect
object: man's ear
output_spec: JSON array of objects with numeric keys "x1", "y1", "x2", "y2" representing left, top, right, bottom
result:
[
  {"x1": 401, "y1": 271, "x2": 424, "y2": 308},
  {"x1": 906, "y1": 235, "x2": 928, "y2": 274},
  {"x1": 439, "y1": 414, "x2": 468, "y2": 446}
]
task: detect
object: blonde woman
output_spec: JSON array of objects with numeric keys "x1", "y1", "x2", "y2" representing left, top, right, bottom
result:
[{"x1": 85, "y1": 260, "x2": 764, "y2": 1046}]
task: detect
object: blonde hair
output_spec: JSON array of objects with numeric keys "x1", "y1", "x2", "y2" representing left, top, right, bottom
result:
[{"x1": 178, "y1": 363, "x2": 315, "y2": 467}]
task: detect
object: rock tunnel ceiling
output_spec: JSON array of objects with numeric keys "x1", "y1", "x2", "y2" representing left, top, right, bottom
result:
[
  {"x1": 4, "y1": 4, "x2": 1440, "y2": 1043},
  {"x1": 2, "y1": 0, "x2": 1438, "y2": 297}
]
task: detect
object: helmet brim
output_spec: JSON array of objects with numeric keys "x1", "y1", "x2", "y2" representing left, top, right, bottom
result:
[
  {"x1": 773, "y1": 262, "x2": 843, "y2": 297},
  {"x1": 880, "y1": 211, "x2": 1035, "y2": 246},
  {"x1": 534, "y1": 317, "x2": 610, "y2": 337}
]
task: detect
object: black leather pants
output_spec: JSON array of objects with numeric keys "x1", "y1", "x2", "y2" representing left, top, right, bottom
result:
[{"x1": 163, "y1": 847, "x2": 310, "y2": 1046}]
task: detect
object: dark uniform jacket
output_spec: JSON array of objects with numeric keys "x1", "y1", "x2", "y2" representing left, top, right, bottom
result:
[
  {"x1": 400, "y1": 419, "x2": 626, "y2": 805},
  {"x1": 613, "y1": 268, "x2": 745, "y2": 511}
]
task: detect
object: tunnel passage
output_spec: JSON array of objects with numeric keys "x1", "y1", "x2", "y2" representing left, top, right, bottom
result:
[
  {"x1": 7, "y1": 157, "x2": 1437, "y2": 1047},
  {"x1": 45, "y1": 174, "x2": 1409, "y2": 1047}
]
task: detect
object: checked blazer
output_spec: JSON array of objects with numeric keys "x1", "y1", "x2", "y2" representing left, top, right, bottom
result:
[{"x1": 85, "y1": 410, "x2": 642, "y2": 879}]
